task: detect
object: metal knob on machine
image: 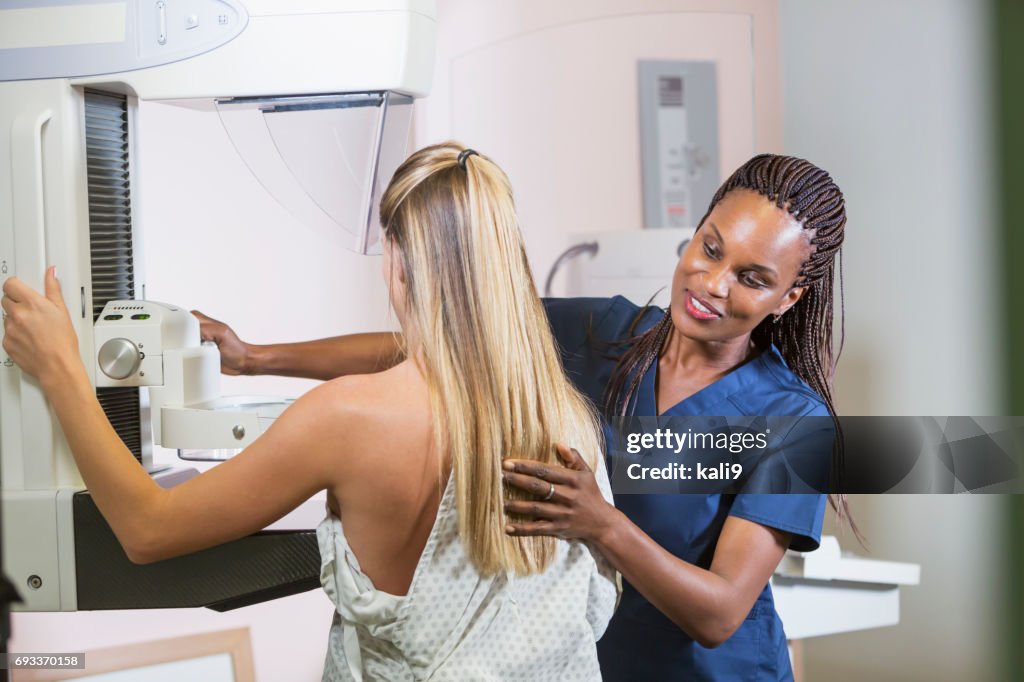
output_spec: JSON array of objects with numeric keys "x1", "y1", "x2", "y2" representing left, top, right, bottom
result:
[{"x1": 98, "y1": 337, "x2": 142, "y2": 380}]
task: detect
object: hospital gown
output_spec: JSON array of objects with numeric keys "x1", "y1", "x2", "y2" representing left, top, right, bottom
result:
[{"x1": 317, "y1": 463, "x2": 619, "y2": 681}]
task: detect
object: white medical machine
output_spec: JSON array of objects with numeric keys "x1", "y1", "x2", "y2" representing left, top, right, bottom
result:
[
  {"x1": 0, "y1": 0, "x2": 435, "y2": 612},
  {"x1": 545, "y1": 228, "x2": 695, "y2": 305}
]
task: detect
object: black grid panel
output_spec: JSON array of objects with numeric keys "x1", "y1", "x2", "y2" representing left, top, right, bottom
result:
[{"x1": 84, "y1": 90, "x2": 142, "y2": 463}]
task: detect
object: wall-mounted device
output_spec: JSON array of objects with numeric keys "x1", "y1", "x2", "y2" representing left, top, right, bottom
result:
[{"x1": 638, "y1": 60, "x2": 720, "y2": 229}]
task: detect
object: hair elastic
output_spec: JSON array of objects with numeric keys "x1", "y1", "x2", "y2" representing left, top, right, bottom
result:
[{"x1": 457, "y1": 148, "x2": 479, "y2": 170}]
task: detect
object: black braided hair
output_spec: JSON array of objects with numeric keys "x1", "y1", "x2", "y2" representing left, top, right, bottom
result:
[{"x1": 605, "y1": 154, "x2": 859, "y2": 539}]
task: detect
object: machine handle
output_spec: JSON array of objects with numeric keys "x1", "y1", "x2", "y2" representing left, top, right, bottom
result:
[
  {"x1": 11, "y1": 108, "x2": 52, "y2": 291},
  {"x1": 8, "y1": 108, "x2": 60, "y2": 490}
]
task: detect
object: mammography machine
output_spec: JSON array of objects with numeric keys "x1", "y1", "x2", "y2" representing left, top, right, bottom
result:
[{"x1": 0, "y1": 0, "x2": 435, "y2": 613}]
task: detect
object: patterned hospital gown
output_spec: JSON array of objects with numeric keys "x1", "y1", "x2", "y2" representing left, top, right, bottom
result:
[{"x1": 317, "y1": 465, "x2": 619, "y2": 681}]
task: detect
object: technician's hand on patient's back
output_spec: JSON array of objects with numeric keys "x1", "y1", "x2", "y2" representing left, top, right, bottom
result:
[{"x1": 191, "y1": 310, "x2": 250, "y2": 375}]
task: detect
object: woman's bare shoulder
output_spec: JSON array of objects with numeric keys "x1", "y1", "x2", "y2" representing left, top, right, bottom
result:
[
  {"x1": 317, "y1": 360, "x2": 426, "y2": 411},
  {"x1": 291, "y1": 361, "x2": 430, "y2": 454}
]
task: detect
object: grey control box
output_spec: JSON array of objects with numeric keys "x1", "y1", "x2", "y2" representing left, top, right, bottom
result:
[{"x1": 638, "y1": 61, "x2": 720, "y2": 228}]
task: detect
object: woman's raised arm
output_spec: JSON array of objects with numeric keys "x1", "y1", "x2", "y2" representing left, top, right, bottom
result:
[{"x1": 2, "y1": 270, "x2": 362, "y2": 563}]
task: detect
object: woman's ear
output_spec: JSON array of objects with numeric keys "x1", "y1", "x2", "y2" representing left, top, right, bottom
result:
[
  {"x1": 773, "y1": 286, "x2": 806, "y2": 317},
  {"x1": 391, "y1": 242, "x2": 406, "y2": 285},
  {"x1": 383, "y1": 237, "x2": 406, "y2": 285}
]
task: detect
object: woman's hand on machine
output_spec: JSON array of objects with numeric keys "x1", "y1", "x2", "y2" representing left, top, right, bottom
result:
[
  {"x1": 502, "y1": 443, "x2": 619, "y2": 543},
  {"x1": 191, "y1": 310, "x2": 252, "y2": 375},
  {"x1": 1, "y1": 267, "x2": 81, "y2": 386}
]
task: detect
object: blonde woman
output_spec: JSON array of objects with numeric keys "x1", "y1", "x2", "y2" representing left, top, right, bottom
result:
[{"x1": 1, "y1": 143, "x2": 618, "y2": 680}]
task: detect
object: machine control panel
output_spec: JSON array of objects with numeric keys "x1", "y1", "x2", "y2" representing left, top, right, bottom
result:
[
  {"x1": 0, "y1": 0, "x2": 247, "y2": 81},
  {"x1": 93, "y1": 300, "x2": 200, "y2": 387}
]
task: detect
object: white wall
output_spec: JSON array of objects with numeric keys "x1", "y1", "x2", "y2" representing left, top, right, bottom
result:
[{"x1": 779, "y1": 1, "x2": 1005, "y2": 680}]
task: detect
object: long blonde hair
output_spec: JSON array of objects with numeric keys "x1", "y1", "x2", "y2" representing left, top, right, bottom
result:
[{"x1": 379, "y1": 142, "x2": 603, "y2": 576}]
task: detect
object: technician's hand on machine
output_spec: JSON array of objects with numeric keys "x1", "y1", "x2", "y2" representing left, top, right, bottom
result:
[
  {"x1": 191, "y1": 310, "x2": 251, "y2": 375},
  {"x1": 1, "y1": 267, "x2": 79, "y2": 383},
  {"x1": 503, "y1": 443, "x2": 621, "y2": 543}
]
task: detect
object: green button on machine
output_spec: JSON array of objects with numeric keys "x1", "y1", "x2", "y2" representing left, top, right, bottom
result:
[
  {"x1": 130, "y1": 313, "x2": 151, "y2": 320},
  {"x1": 103, "y1": 314, "x2": 123, "y2": 320}
]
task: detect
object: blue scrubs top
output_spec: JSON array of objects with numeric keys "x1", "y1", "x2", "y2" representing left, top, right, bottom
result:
[{"x1": 543, "y1": 296, "x2": 829, "y2": 682}]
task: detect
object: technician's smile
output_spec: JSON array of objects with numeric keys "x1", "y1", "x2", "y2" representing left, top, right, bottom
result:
[{"x1": 683, "y1": 290, "x2": 723, "y2": 321}]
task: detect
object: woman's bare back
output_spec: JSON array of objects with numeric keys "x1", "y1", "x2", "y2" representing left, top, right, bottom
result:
[{"x1": 322, "y1": 360, "x2": 446, "y2": 596}]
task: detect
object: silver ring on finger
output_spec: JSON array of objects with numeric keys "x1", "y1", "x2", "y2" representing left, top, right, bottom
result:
[{"x1": 543, "y1": 482, "x2": 556, "y2": 501}]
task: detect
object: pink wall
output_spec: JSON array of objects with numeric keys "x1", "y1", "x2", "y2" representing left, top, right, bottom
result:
[{"x1": 416, "y1": 0, "x2": 782, "y2": 285}]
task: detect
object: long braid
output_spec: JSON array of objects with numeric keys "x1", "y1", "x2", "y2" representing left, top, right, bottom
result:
[
  {"x1": 605, "y1": 154, "x2": 860, "y2": 540},
  {"x1": 603, "y1": 312, "x2": 672, "y2": 416}
]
